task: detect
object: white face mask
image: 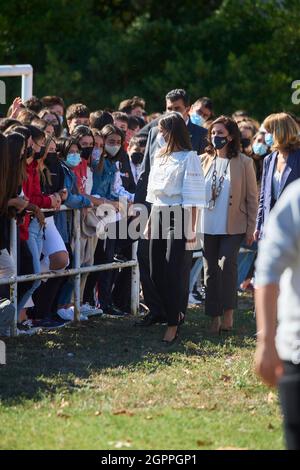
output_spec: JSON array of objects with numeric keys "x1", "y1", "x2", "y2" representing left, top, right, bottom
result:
[
  {"x1": 105, "y1": 143, "x2": 121, "y2": 157},
  {"x1": 156, "y1": 132, "x2": 167, "y2": 148}
]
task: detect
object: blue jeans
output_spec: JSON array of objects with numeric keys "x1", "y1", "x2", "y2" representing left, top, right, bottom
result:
[{"x1": 18, "y1": 218, "x2": 43, "y2": 318}]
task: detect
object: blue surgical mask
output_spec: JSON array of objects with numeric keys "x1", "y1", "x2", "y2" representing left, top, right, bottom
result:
[
  {"x1": 265, "y1": 133, "x2": 274, "y2": 147},
  {"x1": 156, "y1": 132, "x2": 166, "y2": 148},
  {"x1": 190, "y1": 113, "x2": 204, "y2": 127},
  {"x1": 253, "y1": 142, "x2": 268, "y2": 156},
  {"x1": 59, "y1": 115, "x2": 64, "y2": 125},
  {"x1": 66, "y1": 152, "x2": 81, "y2": 168}
]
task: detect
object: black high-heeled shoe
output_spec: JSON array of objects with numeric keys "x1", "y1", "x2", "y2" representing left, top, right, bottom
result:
[{"x1": 162, "y1": 325, "x2": 180, "y2": 345}]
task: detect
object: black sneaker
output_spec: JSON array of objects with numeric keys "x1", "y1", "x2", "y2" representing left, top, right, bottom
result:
[
  {"x1": 102, "y1": 306, "x2": 129, "y2": 317},
  {"x1": 33, "y1": 319, "x2": 68, "y2": 330}
]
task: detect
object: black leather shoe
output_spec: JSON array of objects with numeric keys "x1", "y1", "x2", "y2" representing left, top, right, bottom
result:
[
  {"x1": 134, "y1": 312, "x2": 166, "y2": 327},
  {"x1": 103, "y1": 306, "x2": 128, "y2": 317}
]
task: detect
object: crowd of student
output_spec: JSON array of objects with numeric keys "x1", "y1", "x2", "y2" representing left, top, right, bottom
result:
[{"x1": 0, "y1": 89, "x2": 300, "y2": 343}]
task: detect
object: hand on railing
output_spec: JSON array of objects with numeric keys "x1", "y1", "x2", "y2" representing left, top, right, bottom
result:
[{"x1": 50, "y1": 193, "x2": 62, "y2": 210}]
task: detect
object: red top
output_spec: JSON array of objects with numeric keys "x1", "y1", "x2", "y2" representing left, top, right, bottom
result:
[
  {"x1": 73, "y1": 159, "x2": 88, "y2": 194},
  {"x1": 20, "y1": 160, "x2": 52, "y2": 240}
]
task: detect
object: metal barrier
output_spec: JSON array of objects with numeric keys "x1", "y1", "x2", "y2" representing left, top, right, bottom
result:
[{"x1": 0, "y1": 207, "x2": 140, "y2": 336}]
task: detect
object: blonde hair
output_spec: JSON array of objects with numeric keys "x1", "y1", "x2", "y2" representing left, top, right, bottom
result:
[{"x1": 263, "y1": 113, "x2": 300, "y2": 152}]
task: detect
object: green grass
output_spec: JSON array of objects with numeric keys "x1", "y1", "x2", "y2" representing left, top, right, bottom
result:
[{"x1": 0, "y1": 294, "x2": 283, "y2": 450}]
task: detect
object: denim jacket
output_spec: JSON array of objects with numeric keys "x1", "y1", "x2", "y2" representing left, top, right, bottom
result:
[
  {"x1": 54, "y1": 162, "x2": 91, "y2": 243},
  {"x1": 92, "y1": 158, "x2": 118, "y2": 200}
]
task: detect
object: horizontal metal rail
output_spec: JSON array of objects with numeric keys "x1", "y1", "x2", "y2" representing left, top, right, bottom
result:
[{"x1": 0, "y1": 207, "x2": 140, "y2": 336}]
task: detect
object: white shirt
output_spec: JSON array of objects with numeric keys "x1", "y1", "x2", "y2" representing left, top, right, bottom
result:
[
  {"x1": 272, "y1": 169, "x2": 282, "y2": 201},
  {"x1": 146, "y1": 150, "x2": 205, "y2": 207},
  {"x1": 85, "y1": 166, "x2": 93, "y2": 196},
  {"x1": 201, "y1": 157, "x2": 231, "y2": 234},
  {"x1": 112, "y1": 162, "x2": 135, "y2": 202}
]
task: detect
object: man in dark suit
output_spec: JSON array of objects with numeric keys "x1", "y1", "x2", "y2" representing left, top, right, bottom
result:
[{"x1": 135, "y1": 89, "x2": 208, "y2": 326}]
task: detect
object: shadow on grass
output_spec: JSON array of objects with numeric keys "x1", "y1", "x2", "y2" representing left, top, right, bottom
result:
[{"x1": 0, "y1": 296, "x2": 256, "y2": 405}]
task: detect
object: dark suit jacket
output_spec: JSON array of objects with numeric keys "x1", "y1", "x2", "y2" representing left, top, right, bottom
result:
[
  {"x1": 134, "y1": 119, "x2": 207, "y2": 204},
  {"x1": 256, "y1": 149, "x2": 300, "y2": 235}
]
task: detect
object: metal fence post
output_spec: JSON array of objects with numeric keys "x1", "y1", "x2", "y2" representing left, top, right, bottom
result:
[
  {"x1": 73, "y1": 209, "x2": 81, "y2": 322},
  {"x1": 131, "y1": 241, "x2": 139, "y2": 316},
  {"x1": 10, "y1": 219, "x2": 18, "y2": 336}
]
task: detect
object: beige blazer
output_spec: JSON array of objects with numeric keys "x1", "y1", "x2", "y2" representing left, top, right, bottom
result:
[{"x1": 201, "y1": 152, "x2": 258, "y2": 238}]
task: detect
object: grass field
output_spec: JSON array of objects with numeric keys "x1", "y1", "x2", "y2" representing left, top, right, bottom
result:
[{"x1": 0, "y1": 294, "x2": 283, "y2": 450}]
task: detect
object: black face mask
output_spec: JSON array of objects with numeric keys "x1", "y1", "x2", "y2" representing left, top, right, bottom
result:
[
  {"x1": 241, "y1": 138, "x2": 251, "y2": 149},
  {"x1": 44, "y1": 152, "x2": 58, "y2": 167},
  {"x1": 212, "y1": 136, "x2": 228, "y2": 150},
  {"x1": 33, "y1": 146, "x2": 46, "y2": 161},
  {"x1": 26, "y1": 146, "x2": 33, "y2": 158},
  {"x1": 131, "y1": 152, "x2": 144, "y2": 165},
  {"x1": 53, "y1": 125, "x2": 62, "y2": 138},
  {"x1": 81, "y1": 147, "x2": 93, "y2": 160}
]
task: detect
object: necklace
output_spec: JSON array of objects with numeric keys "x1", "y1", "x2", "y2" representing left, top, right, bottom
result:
[{"x1": 208, "y1": 157, "x2": 230, "y2": 210}]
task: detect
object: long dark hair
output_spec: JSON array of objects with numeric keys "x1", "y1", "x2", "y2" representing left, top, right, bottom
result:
[
  {"x1": 100, "y1": 124, "x2": 125, "y2": 169},
  {"x1": 6, "y1": 132, "x2": 26, "y2": 199},
  {"x1": 56, "y1": 136, "x2": 80, "y2": 161},
  {"x1": 158, "y1": 112, "x2": 192, "y2": 157},
  {"x1": 206, "y1": 115, "x2": 241, "y2": 159}
]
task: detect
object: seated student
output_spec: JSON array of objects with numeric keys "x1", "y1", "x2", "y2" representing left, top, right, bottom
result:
[
  {"x1": 66, "y1": 103, "x2": 90, "y2": 135},
  {"x1": 83, "y1": 125, "x2": 128, "y2": 316},
  {"x1": 18, "y1": 126, "x2": 61, "y2": 322},
  {"x1": 55, "y1": 137, "x2": 95, "y2": 321},
  {"x1": 0, "y1": 132, "x2": 29, "y2": 336},
  {"x1": 28, "y1": 134, "x2": 70, "y2": 326},
  {"x1": 71, "y1": 125, "x2": 94, "y2": 194}
]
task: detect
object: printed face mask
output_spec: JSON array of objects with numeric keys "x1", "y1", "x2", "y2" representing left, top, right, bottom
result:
[{"x1": 212, "y1": 135, "x2": 228, "y2": 149}]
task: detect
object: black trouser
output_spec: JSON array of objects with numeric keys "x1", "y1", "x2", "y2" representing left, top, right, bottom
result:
[
  {"x1": 203, "y1": 234, "x2": 244, "y2": 317},
  {"x1": 279, "y1": 361, "x2": 300, "y2": 450},
  {"x1": 83, "y1": 237, "x2": 115, "y2": 310},
  {"x1": 112, "y1": 242, "x2": 132, "y2": 312},
  {"x1": 31, "y1": 276, "x2": 65, "y2": 319},
  {"x1": 137, "y1": 238, "x2": 166, "y2": 320},
  {"x1": 149, "y1": 206, "x2": 193, "y2": 327}
]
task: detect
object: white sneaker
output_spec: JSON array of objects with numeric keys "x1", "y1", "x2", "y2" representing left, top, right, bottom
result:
[
  {"x1": 188, "y1": 293, "x2": 201, "y2": 305},
  {"x1": 80, "y1": 303, "x2": 103, "y2": 317},
  {"x1": 57, "y1": 307, "x2": 88, "y2": 322}
]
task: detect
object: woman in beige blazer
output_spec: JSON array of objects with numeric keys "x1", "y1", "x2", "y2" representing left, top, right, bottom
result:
[{"x1": 200, "y1": 116, "x2": 258, "y2": 334}]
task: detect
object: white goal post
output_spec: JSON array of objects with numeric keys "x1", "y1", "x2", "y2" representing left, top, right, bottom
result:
[{"x1": 0, "y1": 64, "x2": 33, "y2": 104}]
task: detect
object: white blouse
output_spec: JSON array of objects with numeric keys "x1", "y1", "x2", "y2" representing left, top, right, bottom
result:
[
  {"x1": 201, "y1": 157, "x2": 231, "y2": 235},
  {"x1": 146, "y1": 150, "x2": 206, "y2": 207}
]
